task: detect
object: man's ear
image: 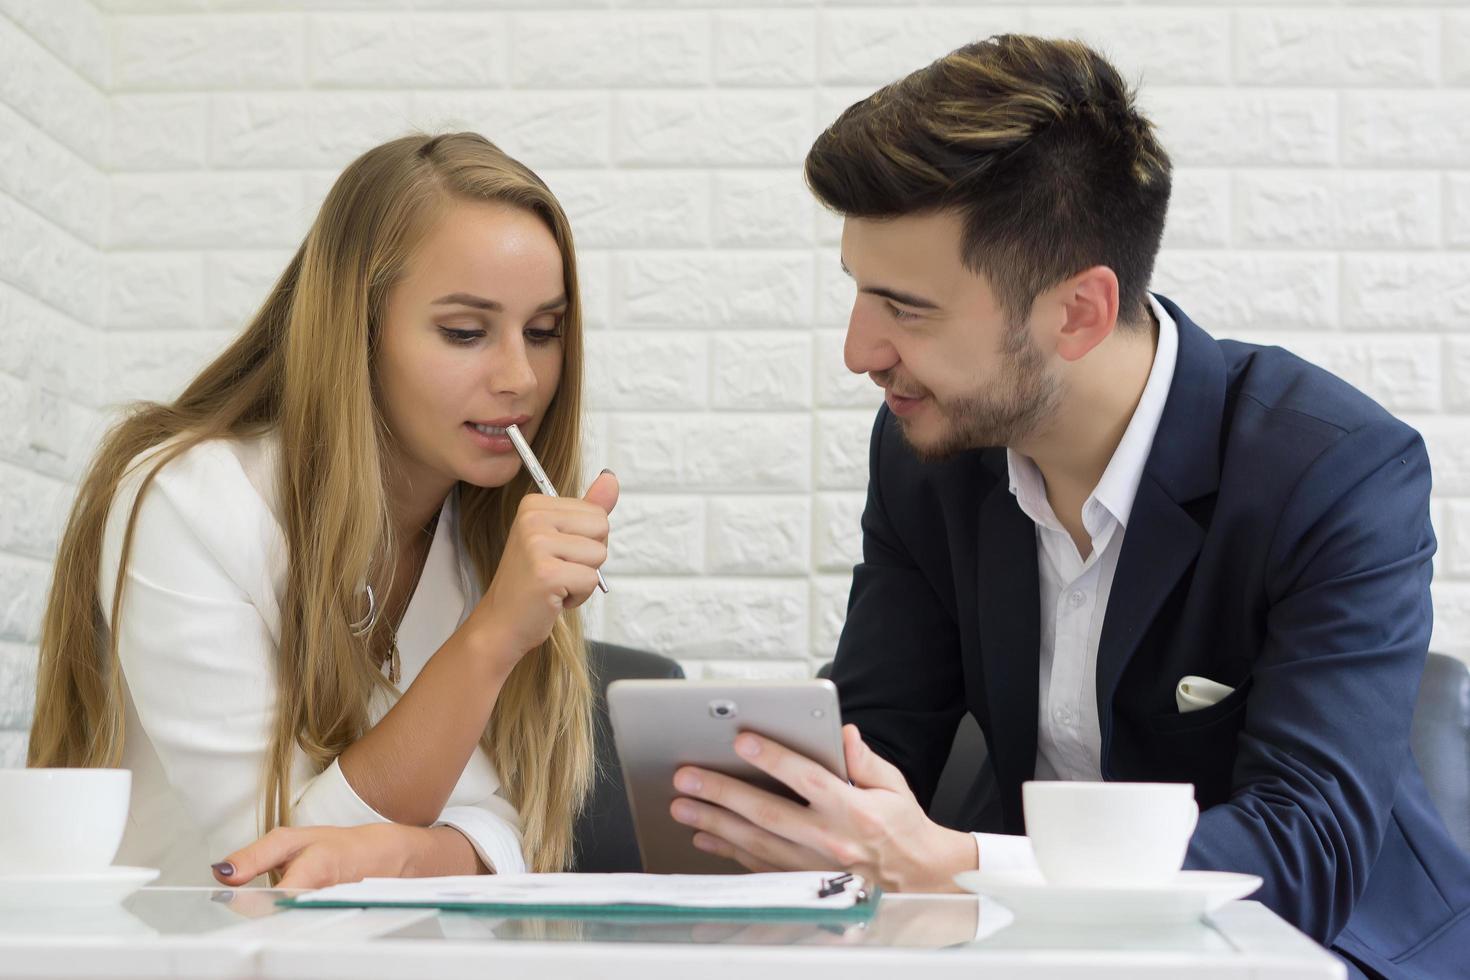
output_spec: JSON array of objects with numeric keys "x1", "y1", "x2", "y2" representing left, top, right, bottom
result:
[{"x1": 1054, "y1": 266, "x2": 1121, "y2": 363}]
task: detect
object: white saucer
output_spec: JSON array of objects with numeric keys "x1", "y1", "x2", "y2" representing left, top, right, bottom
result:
[
  {"x1": 953, "y1": 869, "x2": 1262, "y2": 924},
  {"x1": 0, "y1": 866, "x2": 159, "y2": 910}
]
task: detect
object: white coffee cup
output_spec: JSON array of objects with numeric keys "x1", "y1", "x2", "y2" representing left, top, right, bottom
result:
[
  {"x1": 0, "y1": 769, "x2": 131, "y2": 875},
  {"x1": 1023, "y1": 780, "x2": 1198, "y2": 888}
]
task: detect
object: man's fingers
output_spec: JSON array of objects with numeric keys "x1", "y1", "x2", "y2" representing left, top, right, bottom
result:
[
  {"x1": 213, "y1": 827, "x2": 306, "y2": 886},
  {"x1": 670, "y1": 795, "x2": 843, "y2": 871},
  {"x1": 691, "y1": 832, "x2": 781, "y2": 873},
  {"x1": 841, "y1": 724, "x2": 908, "y2": 793},
  {"x1": 731, "y1": 732, "x2": 847, "y2": 807}
]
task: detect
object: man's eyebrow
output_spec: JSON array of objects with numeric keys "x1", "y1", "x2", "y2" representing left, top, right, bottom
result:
[
  {"x1": 838, "y1": 259, "x2": 941, "y2": 310},
  {"x1": 432, "y1": 293, "x2": 568, "y2": 313}
]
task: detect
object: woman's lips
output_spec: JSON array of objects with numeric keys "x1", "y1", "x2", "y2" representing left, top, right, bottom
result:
[{"x1": 464, "y1": 421, "x2": 516, "y2": 453}]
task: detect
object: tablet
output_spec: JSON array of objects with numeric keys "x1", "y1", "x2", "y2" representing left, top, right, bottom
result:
[{"x1": 607, "y1": 679, "x2": 848, "y2": 874}]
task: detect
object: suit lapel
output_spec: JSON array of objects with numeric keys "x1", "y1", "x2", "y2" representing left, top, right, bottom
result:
[
  {"x1": 975, "y1": 451, "x2": 1041, "y2": 831},
  {"x1": 1094, "y1": 297, "x2": 1226, "y2": 767}
]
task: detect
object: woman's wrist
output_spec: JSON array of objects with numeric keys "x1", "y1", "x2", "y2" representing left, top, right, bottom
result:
[{"x1": 401, "y1": 825, "x2": 487, "y2": 877}]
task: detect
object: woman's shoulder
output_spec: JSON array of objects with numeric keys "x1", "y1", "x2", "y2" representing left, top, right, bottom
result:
[{"x1": 105, "y1": 431, "x2": 288, "y2": 587}]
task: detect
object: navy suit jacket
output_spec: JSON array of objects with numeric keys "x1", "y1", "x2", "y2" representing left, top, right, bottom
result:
[{"x1": 831, "y1": 295, "x2": 1470, "y2": 978}]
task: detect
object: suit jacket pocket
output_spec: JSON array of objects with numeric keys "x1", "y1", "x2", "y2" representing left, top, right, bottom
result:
[
  {"x1": 1146, "y1": 676, "x2": 1253, "y2": 806},
  {"x1": 1150, "y1": 675, "x2": 1253, "y2": 733}
]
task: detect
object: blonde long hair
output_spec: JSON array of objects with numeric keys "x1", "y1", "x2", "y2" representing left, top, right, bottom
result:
[{"x1": 27, "y1": 133, "x2": 594, "y2": 873}]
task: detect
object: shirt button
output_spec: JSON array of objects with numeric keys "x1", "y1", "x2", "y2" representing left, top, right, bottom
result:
[
  {"x1": 1053, "y1": 707, "x2": 1072, "y2": 725},
  {"x1": 1068, "y1": 590, "x2": 1086, "y2": 608}
]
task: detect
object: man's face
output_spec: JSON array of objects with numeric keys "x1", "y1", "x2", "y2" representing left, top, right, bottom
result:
[{"x1": 840, "y1": 211, "x2": 1062, "y2": 461}]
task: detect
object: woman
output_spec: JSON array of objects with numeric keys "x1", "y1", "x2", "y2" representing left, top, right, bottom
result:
[{"x1": 27, "y1": 133, "x2": 615, "y2": 887}]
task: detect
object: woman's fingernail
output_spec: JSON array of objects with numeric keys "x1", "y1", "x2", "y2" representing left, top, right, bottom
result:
[
  {"x1": 600, "y1": 468, "x2": 615, "y2": 477},
  {"x1": 212, "y1": 862, "x2": 236, "y2": 878}
]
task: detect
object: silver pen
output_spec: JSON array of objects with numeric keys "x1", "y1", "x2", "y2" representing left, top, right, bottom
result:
[{"x1": 506, "y1": 424, "x2": 609, "y2": 594}]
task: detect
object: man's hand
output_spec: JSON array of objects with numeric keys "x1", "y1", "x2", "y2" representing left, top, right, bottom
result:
[
  {"x1": 210, "y1": 823, "x2": 484, "y2": 889},
  {"x1": 669, "y1": 723, "x2": 977, "y2": 893}
]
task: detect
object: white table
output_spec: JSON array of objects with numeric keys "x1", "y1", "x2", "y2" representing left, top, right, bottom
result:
[{"x1": 0, "y1": 888, "x2": 1345, "y2": 979}]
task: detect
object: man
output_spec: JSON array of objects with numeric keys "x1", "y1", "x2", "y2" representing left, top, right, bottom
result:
[{"x1": 669, "y1": 34, "x2": 1470, "y2": 978}]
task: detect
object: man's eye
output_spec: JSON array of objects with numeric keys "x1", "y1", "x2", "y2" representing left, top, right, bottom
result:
[{"x1": 887, "y1": 303, "x2": 920, "y2": 323}]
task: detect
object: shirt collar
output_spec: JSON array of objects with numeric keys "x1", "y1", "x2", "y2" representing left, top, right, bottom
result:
[{"x1": 1007, "y1": 293, "x2": 1179, "y2": 533}]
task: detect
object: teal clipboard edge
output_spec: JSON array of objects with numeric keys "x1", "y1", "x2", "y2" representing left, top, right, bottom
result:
[{"x1": 275, "y1": 889, "x2": 881, "y2": 923}]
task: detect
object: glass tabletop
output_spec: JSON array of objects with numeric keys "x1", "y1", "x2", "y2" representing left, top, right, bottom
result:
[{"x1": 14, "y1": 888, "x2": 1235, "y2": 956}]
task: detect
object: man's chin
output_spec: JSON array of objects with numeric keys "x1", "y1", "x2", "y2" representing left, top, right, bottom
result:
[{"x1": 894, "y1": 416, "x2": 969, "y2": 463}]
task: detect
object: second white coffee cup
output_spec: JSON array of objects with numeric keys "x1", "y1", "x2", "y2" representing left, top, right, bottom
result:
[{"x1": 1023, "y1": 780, "x2": 1198, "y2": 888}]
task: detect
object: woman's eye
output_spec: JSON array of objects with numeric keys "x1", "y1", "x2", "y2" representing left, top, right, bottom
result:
[
  {"x1": 525, "y1": 319, "x2": 564, "y2": 346},
  {"x1": 438, "y1": 327, "x2": 484, "y2": 345}
]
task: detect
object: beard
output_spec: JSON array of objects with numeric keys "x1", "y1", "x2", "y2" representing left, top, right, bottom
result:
[{"x1": 882, "y1": 319, "x2": 1061, "y2": 463}]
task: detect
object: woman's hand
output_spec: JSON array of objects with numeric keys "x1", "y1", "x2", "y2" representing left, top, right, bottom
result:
[
  {"x1": 210, "y1": 823, "x2": 483, "y2": 890},
  {"x1": 472, "y1": 470, "x2": 618, "y2": 669}
]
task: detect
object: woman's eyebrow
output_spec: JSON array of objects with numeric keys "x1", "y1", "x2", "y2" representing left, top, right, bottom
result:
[{"x1": 432, "y1": 292, "x2": 567, "y2": 312}]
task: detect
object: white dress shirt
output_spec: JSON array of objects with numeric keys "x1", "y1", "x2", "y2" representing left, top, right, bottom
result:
[
  {"x1": 974, "y1": 294, "x2": 1179, "y2": 871},
  {"x1": 101, "y1": 433, "x2": 525, "y2": 885}
]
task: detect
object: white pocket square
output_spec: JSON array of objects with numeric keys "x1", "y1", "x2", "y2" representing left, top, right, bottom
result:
[{"x1": 1176, "y1": 675, "x2": 1236, "y2": 714}]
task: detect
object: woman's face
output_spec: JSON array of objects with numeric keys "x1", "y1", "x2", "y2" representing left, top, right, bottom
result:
[{"x1": 377, "y1": 200, "x2": 568, "y2": 497}]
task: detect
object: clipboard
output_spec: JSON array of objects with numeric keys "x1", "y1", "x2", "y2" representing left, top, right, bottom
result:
[{"x1": 277, "y1": 871, "x2": 879, "y2": 922}]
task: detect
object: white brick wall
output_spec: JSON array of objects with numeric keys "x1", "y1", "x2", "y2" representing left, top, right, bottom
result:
[{"x1": 2, "y1": 1, "x2": 1468, "y2": 760}]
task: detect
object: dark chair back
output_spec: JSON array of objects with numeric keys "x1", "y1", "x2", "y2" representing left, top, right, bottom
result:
[
  {"x1": 1414, "y1": 652, "x2": 1470, "y2": 854},
  {"x1": 570, "y1": 641, "x2": 684, "y2": 873}
]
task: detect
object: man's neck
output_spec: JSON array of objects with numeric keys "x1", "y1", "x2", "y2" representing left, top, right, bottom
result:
[{"x1": 1015, "y1": 309, "x2": 1160, "y2": 551}]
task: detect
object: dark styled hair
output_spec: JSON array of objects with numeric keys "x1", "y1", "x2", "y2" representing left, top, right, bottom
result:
[{"x1": 805, "y1": 34, "x2": 1171, "y2": 327}]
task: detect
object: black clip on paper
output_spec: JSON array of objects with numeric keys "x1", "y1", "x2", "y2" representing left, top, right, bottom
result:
[{"x1": 817, "y1": 872, "x2": 855, "y2": 899}]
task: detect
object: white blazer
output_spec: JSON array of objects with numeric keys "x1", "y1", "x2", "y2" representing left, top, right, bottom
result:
[{"x1": 100, "y1": 433, "x2": 525, "y2": 885}]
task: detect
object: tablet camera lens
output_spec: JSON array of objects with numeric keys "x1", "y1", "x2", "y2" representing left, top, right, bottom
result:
[{"x1": 709, "y1": 699, "x2": 737, "y2": 720}]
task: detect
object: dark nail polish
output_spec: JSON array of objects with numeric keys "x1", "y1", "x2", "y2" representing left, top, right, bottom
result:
[
  {"x1": 600, "y1": 468, "x2": 615, "y2": 477},
  {"x1": 212, "y1": 862, "x2": 235, "y2": 878}
]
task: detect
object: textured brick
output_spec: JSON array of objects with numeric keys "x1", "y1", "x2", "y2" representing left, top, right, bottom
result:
[
  {"x1": 817, "y1": 9, "x2": 1028, "y2": 85},
  {"x1": 1341, "y1": 256, "x2": 1470, "y2": 333},
  {"x1": 0, "y1": 194, "x2": 103, "y2": 327},
  {"x1": 1448, "y1": 14, "x2": 1470, "y2": 86},
  {"x1": 816, "y1": 410, "x2": 875, "y2": 490},
  {"x1": 1431, "y1": 583, "x2": 1470, "y2": 660},
  {"x1": 1419, "y1": 417, "x2": 1470, "y2": 496},
  {"x1": 1144, "y1": 90, "x2": 1336, "y2": 167},
  {"x1": 0, "y1": 642, "x2": 36, "y2": 729},
  {"x1": 0, "y1": 0, "x2": 107, "y2": 88},
  {"x1": 0, "y1": 554, "x2": 47, "y2": 645},
  {"x1": 1028, "y1": 8, "x2": 1230, "y2": 85},
  {"x1": 104, "y1": 331, "x2": 235, "y2": 404},
  {"x1": 816, "y1": 330, "x2": 884, "y2": 411},
  {"x1": 1236, "y1": 11, "x2": 1438, "y2": 86},
  {"x1": 1152, "y1": 252, "x2": 1337, "y2": 332},
  {"x1": 1446, "y1": 501, "x2": 1470, "y2": 580},
  {"x1": 1447, "y1": 340, "x2": 1470, "y2": 413},
  {"x1": 1344, "y1": 94, "x2": 1470, "y2": 167},
  {"x1": 512, "y1": 12, "x2": 707, "y2": 87},
  {"x1": 710, "y1": 333, "x2": 812, "y2": 411},
  {"x1": 112, "y1": 14, "x2": 304, "y2": 90},
  {"x1": 107, "y1": 253, "x2": 204, "y2": 331},
  {"x1": 544, "y1": 171, "x2": 709, "y2": 249},
  {"x1": 0, "y1": 731, "x2": 26, "y2": 768},
  {"x1": 0, "y1": 103, "x2": 105, "y2": 246},
  {"x1": 618, "y1": 252, "x2": 813, "y2": 329},
  {"x1": 606, "y1": 494, "x2": 704, "y2": 576},
  {"x1": 713, "y1": 171, "x2": 816, "y2": 247},
  {"x1": 0, "y1": 464, "x2": 68, "y2": 560},
  {"x1": 109, "y1": 94, "x2": 207, "y2": 173},
  {"x1": 816, "y1": 249, "x2": 856, "y2": 328},
  {"x1": 1230, "y1": 332, "x2": 1441, "y2": 414},
  {"x1": 307, "y1": 14, "x2": 505, "y2": 88},
  {"x1": 811, "y1": 575, "x2": 852, "y2": 663},
  {"x1": 204, "y1": 251, "x2": 292, "y2": 333},
  {"x1": 0, "y1": 14, "x2": 106, "y2": 165},
  {"x1": 411, "y1": 92, "x2": 611, "y2": 169},
  {"x1": 614, "y1": 92, "x2": 812, "y2": 166},
  {"x1": 1447, "y1": 174, "x2": 1470, "y2": 248},
  {"x1": 110, "y1": 174, "x2": 304, "y2": 249},
  {"x1": 210, "y1": 93, "x2": 412, "y2": 170},
  {"x1": 584, "y1": 332, "x2": 708, "y2": 411},
  {"x1": 714, "y1": 11, "x2": 815, "y2": 86},
  {"x1": 814, "y1": 492, "x2": 863, "y2": 573},
  {"x1": 600, "y1": 578, "x2": 807, "y2": 659},
  {"x1": 1236, "y1": 172, "x2": 1440, "y2": 250},
  {"x1": 708, "y1": 495, "x2": 810, "y2": 575},
  {"x1": 607, "y1": 413, "x2": 811, "y2": 492},
  {"x1": 1162, "y1": 169, "x2": 1231, "y2": 250},
  {"x1": 681, "y1": 660, "x2": 813, "y2": 681}
]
